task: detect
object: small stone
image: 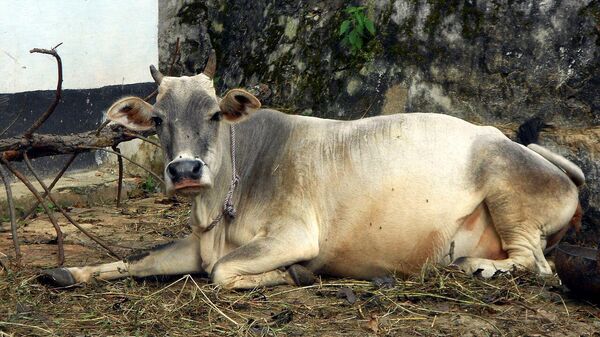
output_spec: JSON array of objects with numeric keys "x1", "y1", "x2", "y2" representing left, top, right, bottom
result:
[{"x1": 336, "y1": 287, "x2": 357, "y2": 304}]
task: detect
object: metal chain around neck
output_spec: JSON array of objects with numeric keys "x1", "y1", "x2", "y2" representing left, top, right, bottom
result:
[{"x1": 203, "y1": 125, "x2": 239, "y2": 233}]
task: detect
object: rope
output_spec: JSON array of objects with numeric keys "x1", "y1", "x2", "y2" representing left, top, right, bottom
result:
[{"x1": 204, "y1": 125, "x2": 239, "y2": 232}]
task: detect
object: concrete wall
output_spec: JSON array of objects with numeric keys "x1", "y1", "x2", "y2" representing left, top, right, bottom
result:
[{"x1": 157, "y1": 0, "x2": 600, "y2": 243}]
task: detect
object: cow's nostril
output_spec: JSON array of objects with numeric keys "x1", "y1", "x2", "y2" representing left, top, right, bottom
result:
[
  {"x1": 192, "y1": 163, "x2": 201, "y2": 174},
  {"x1": 167, "y1": 165, "x2": 178, "y2": 179}
]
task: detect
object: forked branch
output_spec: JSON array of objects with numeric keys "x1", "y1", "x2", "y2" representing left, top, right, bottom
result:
[{"x1": 24, "y1": 45, "x2": 63, "y2": 138}]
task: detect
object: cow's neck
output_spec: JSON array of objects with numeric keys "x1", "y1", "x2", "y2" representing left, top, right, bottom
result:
[{"x1": 190, "y1": 122, "x2": 236, "y2": 232}]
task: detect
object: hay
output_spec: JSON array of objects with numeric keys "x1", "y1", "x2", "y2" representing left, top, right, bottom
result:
[
  {"x1": 1, "y1": 196, "x2": 599, "y2": 336},
  {"x1": 2, "y1": 263, "x2": 599, "y2": 336}
]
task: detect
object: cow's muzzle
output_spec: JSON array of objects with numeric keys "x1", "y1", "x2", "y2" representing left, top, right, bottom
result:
[{"x1": 166, "y1": 159, "x2": 205, "y2": 191}]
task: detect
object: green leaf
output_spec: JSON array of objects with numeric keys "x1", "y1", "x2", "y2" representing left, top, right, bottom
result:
[
  {"x1": 339, "y1": 20, "x2": 351, "y2": 36},
  {"x1": 354, "y1": 12, "x2": 364, "y2": 30},
  {"x1": 341, "y1": 35, "x2": 349, "y2": 46},
  {"x1": 365, "y1": 19, "x2": 376, "y2": 35},
  {"x1": 356, "y1": 21, "x2": 364, "y2": 35},
  {"x1": 348, "y1": 30, "x2": 359, "y2": 47},
  {"x1": 355, "y1": 35, "x2": 363, "y2": 50},
  {"x1": 346, "y1": 6, "x2": 364, "y2": 14}
]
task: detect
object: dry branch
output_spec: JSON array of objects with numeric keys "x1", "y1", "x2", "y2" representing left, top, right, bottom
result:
[
  {"x1": 0, "y1": 44, "x2": 165, "y2": 267},
  {"x1": 23, "y1": 153, "x2": 122, "y2": 260},
  {"x1": 24, "y1": 45, "x2": 63, "y2": 138},
  {"x1": 0, "y1": 124, "x2": 154, "y2": 162},
  {"x1": 20, "y1": 153, "x2": 78, "y2": 221},
  {"x1": 88, "y1": 146, "x2": 164, "y2": 185},
  {"x1": 0, "y1": 165, "x2": 20, "y2": 263},
  {"x1": 0, "y1": 157, "x2": 65, "y2": 265},
  {"x1": 112, "y1": 145, "x2": 124, "y2": 208}
]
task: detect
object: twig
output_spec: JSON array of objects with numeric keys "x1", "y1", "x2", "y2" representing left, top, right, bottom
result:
[
  {"x1": 0, "y1": 112, "x2": 22, "y2": 137},
  {"x1": 168, "y1": 37, "x2": 181, "y2": 75},
  {"x1": 22, "y1": 153, "x2": 122, "y2": 260},
  {"x1": 0, "y1": 321, "x2": 53, "y2": 335},
  {"x1": 189, "y1": 276, "x2": 239, "y2": 326},
  {"x1": 20, "y1": 152, "x2": 78, "y2": 221},
  {"x1": 112, "y1": 146, "x2": 124, "y2": 208},
  {"x1": 143, "y1": 89, "x2": 158, "y2": 102},
  {"x1": 0, "y1": 156, "x2": 65, "y2": 265},
  {"x1": 95, "y1": 120, "x2": 111, "y2": 135},
  {"x1": 85, "y1": 146, "x2": 164, "y2": 185},
  {"x1": 0, "y1": 165, "x2": 20, "y2": 263},
  {"x1": 123, "y1": 132, "x2": 161, "y2": 148},
  {"x1": 24, "y1": 46, "x2": 63, "y2": 137}
]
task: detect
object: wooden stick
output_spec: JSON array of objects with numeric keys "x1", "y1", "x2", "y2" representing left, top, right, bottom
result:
[
  {"x1": 86, "y1": 146, "x2": 164, "y2": 185},
  {"x1": 22, "y1": 153, "x2": 122, "y2": 260},
  {"x1": 0, "y1": 124, "x2": 154, "y2": 161},
  {"x1": 20, "y1": 153, "x2": 78, "y2": 221},
  {"x1": 112, "y1": 146, "x2": 124, "y2": 208},
  {"x1": 123, "y1": 132, "x2": 162, "y2": 148},
  {"x1": 24, "y1": 46, "x2": 63, "y2": 137},
  {"x1": 0, "y1": 157, "x2": 65, "y2": 265},
  {"x1": 0, "y1": 165, "x2": 20, "y2": 263}
]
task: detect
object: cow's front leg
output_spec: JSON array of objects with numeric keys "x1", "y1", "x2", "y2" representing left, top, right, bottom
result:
[
  {"x1": 41, "y1": 234, "x2": 203, "y2": 287},
  {"x1": 210, "y1": 230, "x2": 319, "y2": 289}
]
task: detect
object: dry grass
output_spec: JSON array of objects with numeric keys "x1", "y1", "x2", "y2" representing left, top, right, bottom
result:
[{"x1": 1, "y1": 195, "x2": 599, "y2": 336}]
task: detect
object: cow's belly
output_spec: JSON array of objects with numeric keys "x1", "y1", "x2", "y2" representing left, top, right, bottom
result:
[{"x1": 311, "y1": 202, "x2": 507, "y2": 279}]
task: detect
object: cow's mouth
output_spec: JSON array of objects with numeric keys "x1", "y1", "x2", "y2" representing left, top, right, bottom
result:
[{"x1": 173, "y1": 180, "x2": 205, "y2": 194}]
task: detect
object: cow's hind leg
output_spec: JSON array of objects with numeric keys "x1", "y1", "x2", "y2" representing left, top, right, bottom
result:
[
  {"x1": 451, "y1": 233, "x2": 552, "y2": 278},
  {"x1": 41, "y1": 234, "x2": 203, "y2": 287},
  {"x1": 451, "y1": 192, "x2": 577, "y2": 278}
]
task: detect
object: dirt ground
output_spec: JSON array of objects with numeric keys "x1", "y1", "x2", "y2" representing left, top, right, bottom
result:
[{"x1": 1, "y1": 194, "x2": 599, "y2": 337}]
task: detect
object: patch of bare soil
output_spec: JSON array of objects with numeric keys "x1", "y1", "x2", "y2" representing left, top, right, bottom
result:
[{"x1": 1, "y1": 195, "x2": 599, "y2": 336}]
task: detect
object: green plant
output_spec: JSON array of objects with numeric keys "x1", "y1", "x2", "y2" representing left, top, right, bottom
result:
[
  {"x1": 339, "y1": 6, "x2": 376, "y2": 55},
  {"x1": 35, "y1": 202, "x2": 58, "y2": 213},
  {"x1": 141, "y1": 176, "x2": 157, "y2": 193}
]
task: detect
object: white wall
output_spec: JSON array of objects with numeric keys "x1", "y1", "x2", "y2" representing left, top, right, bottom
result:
[{"x1": 0, "y1": 0, "x2": 158, "y2": 93}]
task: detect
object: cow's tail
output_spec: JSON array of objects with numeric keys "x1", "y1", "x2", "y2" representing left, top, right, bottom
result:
[{"x1": 516, "y1": 117, "x2": 585, "y2": 187}]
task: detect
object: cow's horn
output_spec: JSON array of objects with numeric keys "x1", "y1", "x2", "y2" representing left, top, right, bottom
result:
[
  {"x1": 203, "y1": 49, "x2": 216, "y2": 79},
  {"x1": 149, "y1": 65, "x2": 163, "y2": 84}
]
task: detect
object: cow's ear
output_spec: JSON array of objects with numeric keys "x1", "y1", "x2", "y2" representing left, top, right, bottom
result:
[
  {"x1": 106, "y1": 97, "x2": 154, "y2": 131},
  {"x1": 219, "y1": 89, "x2": 261, "y2": 122}
]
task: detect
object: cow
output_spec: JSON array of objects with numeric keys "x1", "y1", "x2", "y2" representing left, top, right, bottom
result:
[{"x1": 41, "y1": 52, "x2": 584, "y2": 289}]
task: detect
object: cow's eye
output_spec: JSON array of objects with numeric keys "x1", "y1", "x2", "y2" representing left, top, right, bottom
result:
[
  {"x1": 152, "y1": 116, "x2": 163, "y2": 126},
  {"x1": 210, "y1": 111, "x2": 222, "y2": 122}
]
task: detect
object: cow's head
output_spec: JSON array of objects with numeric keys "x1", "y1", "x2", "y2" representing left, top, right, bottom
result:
[{"x1": 106, "y1": 51, "x2": 261, "y2": 195}]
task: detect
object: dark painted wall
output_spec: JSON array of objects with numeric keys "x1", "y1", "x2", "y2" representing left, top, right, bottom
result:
[{"x1": 0, "y1": 82, "x2": 156, "y2": 177}]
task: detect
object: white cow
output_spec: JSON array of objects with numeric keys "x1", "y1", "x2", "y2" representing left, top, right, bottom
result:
[{"x1": 42, "y1": 52, "x2": 584, "y2": 289}]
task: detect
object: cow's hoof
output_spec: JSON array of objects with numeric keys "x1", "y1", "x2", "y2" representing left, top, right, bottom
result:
[
  {"x1": 38, "y1": 268, "x2": 77, "y2": 287},
  {"x1": 287, "y1": 264, "x2": 315, "y2": 286},
  {"x1": 450, "y1": 257, "x2": 513, "y2": 278}
]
